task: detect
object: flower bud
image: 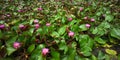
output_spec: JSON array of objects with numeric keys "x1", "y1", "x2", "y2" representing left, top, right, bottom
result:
[
  {"x1": 85, "y1": 24, "x2": 91, "y2": 28},
  {"x1": 46, "y1": 23, "x2": 51, "y2": 26},
  {"x1": 18, "y1": 9, "x2": 23, "y2": 12},
  {"x1": 68, "y1": 31, "x2": 74, "y2": 37},
  {"x1": 19, "y1": 24, "x2": 25, "y2": 30},
  {"x1": 6, "y1": 14, "x2": 10, "y2": 17},
  {"x1": 0, "y1": 24, "x2": 5, "y2": 29},
  {"x1": 90, "y1": 18, "x2": 95, "y2": 22},
  {"x1": 79, "y1": 7, "x2": 84, "y2": 11},
  {"x1": 13, "y1": 42, "x2": 21, "y2": 49},
  {"x1": 34, "y1": 19, "x2": 39, "y2": 24},
  {"x1": 84, "y1": 16, "x2": 88, "y2": 20},
  {"x1": 68, "y1": 17, "x2": 73, "y2": 21},
  {"x1": 42, "y1": 48, "x2": 49, "y2": 56},
  {"x1": 35, "y1": 24, "x2": 40, "y2": 29},
  {"x1": 38, "y1": 7, "x2": 42, "y2": 11}
]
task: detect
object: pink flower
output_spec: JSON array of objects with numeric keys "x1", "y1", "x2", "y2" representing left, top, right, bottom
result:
[
  {"x1": 38, "y1": 7, "x2": 42, "y2": 11},
  {"x1": 68, "y1": 31, "x2": 74, "y2": 37},
  {"x1": 0, "y1": 24, "x2": 5, "y2": 29},
  {"x1": 35, "y1": 24, "x2": 40, "y2": 29},
  {"x1": 79, "y1": 7, "x2": 84, "y2": 11},
  {"x1": 6, "y1": 14, "x2": 10, "y2": 17},
  {"x1": 34, "y1": 19, "x2": 39, "y2": 24},
  {"x1": 46, "y1": 23, "x2": 51, "y2": 26},
  {"x1": 84, "y1": 16, "x2": 88, "y2": 20},
  {"x1": 90, "y1": 18, "x2": 95, "y2": 22},
  {"x1": 42, "y1": 48, "x2": 49, "y2": 56},
  {"x1": 68, "y1": 17, "x2": 73, "y2": 21},
  {"x1": 19, "y1": 24, "x2": 25, "y2": 29},
  {"x1": 18, "y1": 9, "x2": 23, "y2": 12},
  {"x1": 13, "y1": 42, "x2": 21, "y2": 49},
  {"x1": 85, "y1": 24, "x2": 91, "y2": 28}
]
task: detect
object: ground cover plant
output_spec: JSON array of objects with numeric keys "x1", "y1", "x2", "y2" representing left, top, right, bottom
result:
[{"x1": 0, "y1": 0, "x2": 120, "y2": 60}]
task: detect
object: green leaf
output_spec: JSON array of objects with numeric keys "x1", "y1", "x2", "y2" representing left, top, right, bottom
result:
[
  {"x1": 58, "y1": 26, "x2": 66, "y2": 35},
  {"x1": 105, "y1": 49, "x2": 117, "y2": 55},
  {"x1": 96, "y1": 12, "x2": 101, "y2": 16},
  {"x1": 98, "y1": 51, "x2": 105, "y2": 60},
  {"x1": 6, "y1": 36, "x2": 18, "y2": 55},
  {"x1": 105, "y1": 15, "x2": 114, "y2": 22},
  {"x1": 92, "y1": 28, "x2": 98, "y2": 34},
  {"x1": 51, "y1": 49, "x2": 60, "y2": 60},
  {"x1": 27, "y1": 44, "x2": 35, "y2": 54},
  {"x1": 0, "y1": 30, "x2": 3, "y2": 38},
  {"x1": 68, "y1": 49, "x2": 76, "y2": 60},
  {"x1": 6, "y1": 36, "x2": 18, "y2": 45},
  {"x1": 62, "y1": 17, "x2": 66, "y2": 23},
  {"x1": 81, "y1": 46, "x2": 92, "y2": 52},
  {"x1": 7, "y1": 47, "x2": 16, "y2": 56},
  {"x1": 51, "y1": 31, "x2": 60, "y2": 38},
  {"x1": 118, "y1": 54, "x2": 120, "y2": 60},
  {"x1": 38, "y1": 55, "x2": 44, "y2": 60},
  {"x1": 81, "y1": 51, "x2": 91, "y2": 57},
  {"x1": 110, "y1": 28, "x2": 120, "y2": 39},
  {"x1": 59, "y1": 40, "x2": 68, "y2": 54},
  {"x1": 94, "y1": 37, "x2": 106, "y2": 44},
  {"x1": 29, "y1": 28, "x2": 34, "y2": 36},
  {"x1": 30, "y1": 44, "x2": 45, "y2": 60},
  {"x1": 37, "y1": 28, "x2": 43, "y2": 35},
  {"x1": 105, "y1": 54, "x2": 110, "y2": 60},
  {"x1": 69, "y1": 20, "x2": 77, "y2": 26},
  {"x1": 75, "y1": 55, "x2": 82, "y2": 60},
  {"x1": 91, "y1": 55, "x2": 97, "y2": 60},
  {"x1": 79, "y1": 24, "x2": 88, "y2": 31}
]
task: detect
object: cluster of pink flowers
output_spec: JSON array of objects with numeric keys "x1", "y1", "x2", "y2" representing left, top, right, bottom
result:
[
  {"x1": 83, "y1": 16, "x2": 95, "y2": 28},
  {"x1": 84, "y1": 16, "x2": 95, "y2": 22}
]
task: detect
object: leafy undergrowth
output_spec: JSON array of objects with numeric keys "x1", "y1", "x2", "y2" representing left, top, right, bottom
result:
[{"x1": 0, "y1": 0, "x2": 120, "y2": 60}]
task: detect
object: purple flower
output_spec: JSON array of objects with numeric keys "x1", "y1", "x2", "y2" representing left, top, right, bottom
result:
[
  {"x1": 13, "y1": 42, "x2": 21, "y2": 49},
  {"x1": 90, "y1": 18, "x2": 95, "y2": 22},
  {"x1": 38, "y1": 7, "x2": 42, "y2": 11},
  {"x1": 68, "y1": 17, "x2": 73, "y2": 21},
  {"x1": 0, "y1": 24, "x2": 5, "y2": 29},
  {"x1": 85, "y1": 24, "x2": 91, "y2": 28},
  {"x1": 34, "y1": 19, "x2": 39, "y2": 24},
  {"x1": 68, "y1": 31, "x2": 74, "y2": 37},
  {"x1": 46, "y1": 23, "x2": 51, "y2": 26},
  {"x1": 42, "y1": 48, "x2": 49, "y2": 56}
]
